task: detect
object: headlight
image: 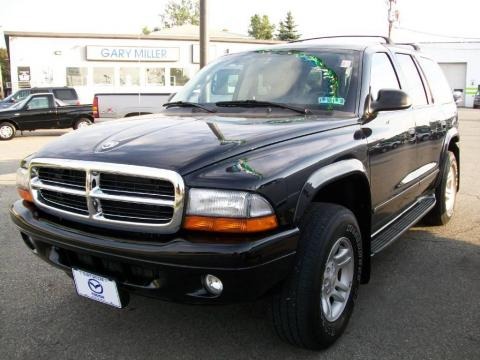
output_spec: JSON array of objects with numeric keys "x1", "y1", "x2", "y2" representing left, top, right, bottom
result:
[
  {"x1": 16, "y1": 155, "x2": 34, "y2": 203},
  {"x1": 183, "y1": 189, "x2": 278, "y2": 233}
]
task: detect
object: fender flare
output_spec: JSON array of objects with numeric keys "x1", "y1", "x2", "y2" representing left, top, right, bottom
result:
[
  {"x1": 293, "y1": 158, "x2": 370, "y2": 224},
  {"x1": 436, "y1": 127, "x2": 460, "y2": 189},
  {"x1": 0, "y1": 119, "x2": 20, "y2": 129},
  {"x1": 293, "y1": 158, "x2": 372, "y2": 283}
]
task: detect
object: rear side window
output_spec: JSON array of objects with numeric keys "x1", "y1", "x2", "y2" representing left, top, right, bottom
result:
[
  {"x1": 53, "y1": 89, "x2": 78, "y2": 101},
  {"x1": 370, "y1": 53, "x2": 400, "y2": 100},
  {"x1": 418, "y1": 58, "x2": 453, "y2": 104},
  {"x1": 396, "y1": 54, "x2": 428, "y2": 106}
]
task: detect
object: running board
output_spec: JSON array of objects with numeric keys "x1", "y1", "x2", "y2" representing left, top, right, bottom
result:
[{"x1": 370, "y1": 196, "x2": 436, "y2": 255}]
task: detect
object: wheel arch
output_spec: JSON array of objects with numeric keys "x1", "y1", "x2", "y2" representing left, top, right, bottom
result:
[
  {"x1": 0, "y1": 119, "x2": 19, "y2": 130},
  {"x1": 294, "y1": 158, "x2": 372, "y2": 283},
  {"x1": 438, "y1": 127, "x2": 460, "y2": 191}
]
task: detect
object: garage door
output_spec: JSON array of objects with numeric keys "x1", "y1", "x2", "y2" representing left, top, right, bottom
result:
[{"x1": 439, "y1": 63, "x2": 466, "y2": 92}]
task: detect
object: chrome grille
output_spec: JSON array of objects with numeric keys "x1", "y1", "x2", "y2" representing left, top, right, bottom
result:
[
  {"x1": 29, "y1": 158, "x2": 185, "y2": 233},
  {"x1": 39, "y1": 189, "x2": 89, "y2": 215},
  {"x1": 38, "y1": 167, "x2": 86, "y2": 190},
  {"x1": 99, "y1": 173, "x2": 174, "y2": 199}
]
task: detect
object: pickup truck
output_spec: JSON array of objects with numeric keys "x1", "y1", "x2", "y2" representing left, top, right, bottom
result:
[
  {"x1": 10, "y1": 37, "x2": 459, "y2": 349},
  {"x1": 0, "y1": 93, "x2": 93, "y2": 140},
  {"x1": 93, "y1": 93, "x2": 171, "y2": 119}
]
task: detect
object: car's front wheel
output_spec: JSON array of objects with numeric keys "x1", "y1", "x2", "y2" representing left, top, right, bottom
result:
[
  {"x1": 271, "y1": 203, "x2": 362, "y2": 349},
  {"x1": 0, "y1": 122, "x2": 16, "y2": 141}
]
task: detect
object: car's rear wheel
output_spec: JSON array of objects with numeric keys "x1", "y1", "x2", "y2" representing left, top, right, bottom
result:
[
  {"x1": 73, "y1": 118, "x2": 92, "y2": 130},
  {"x1": 425, "y1": 151, "x2": 458, "y2": 225},
  {"x1": 271, "y1": 203, "x2": 362, "y2": 349},
  {"x1": 0, "y1": 122, "x2": 16, "y2": 140}
]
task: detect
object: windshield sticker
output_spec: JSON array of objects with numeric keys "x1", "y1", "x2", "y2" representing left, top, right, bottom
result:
[
  {"x1": 340, "y1": 60, "x2": 352, "y2": 68},
  {"x1": 254, "y1": 49, "x2": 342, "y2": 110},
  {"x1": 318, "y1": 97, "x2": 345, "y2": 106}
]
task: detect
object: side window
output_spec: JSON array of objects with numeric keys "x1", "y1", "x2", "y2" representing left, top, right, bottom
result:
[
  {"x1": 418, "y1": 57, "x2": 454, "y2": 104},
  {"x1": 370, "y1": 53, "x2": 400, "y2": 100},
  {"x1": 26, "y1": 96, "x2": 51, "y2": 110},
  {"x1": 396, "y1": 54, "x2": 428, "y2": 106},
  {"x1": 53, "y1": 89, "x2": 77, "y2": 101}
]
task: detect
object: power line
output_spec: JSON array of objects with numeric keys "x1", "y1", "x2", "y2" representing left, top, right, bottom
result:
[{"x1": 395, "y1": 26, "x2": 480, "y2": 40}]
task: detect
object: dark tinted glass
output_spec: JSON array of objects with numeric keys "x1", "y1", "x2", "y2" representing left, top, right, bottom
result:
[
  {"x1": 53, "y1": 89, "x2": 78, "y2": 100},
  {"x1": 396, "y1": 54, "x2": 428, "y2": 106},
  {"x1": 370, "y1": 53, "x2": 400, "y2": 100},
  {"x1": 418, "y1": 57, "x2": 453, "y2": 104}
]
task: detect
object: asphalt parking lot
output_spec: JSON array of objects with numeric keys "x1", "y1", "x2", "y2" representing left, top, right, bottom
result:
[{"x1": 1, "y1": 110, "x2": 479, "y2": 359}]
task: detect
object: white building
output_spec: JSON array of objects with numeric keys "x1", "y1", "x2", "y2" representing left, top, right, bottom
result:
[
  {"x1": 420, "y1": 42, "x2": 480, "y2": 107},
  {"x1": 4, "y1": 26, "x2": 277, "y2": 103},
  {"x1": 4, "y1": 31, "x2": 480, "y2": 107}
]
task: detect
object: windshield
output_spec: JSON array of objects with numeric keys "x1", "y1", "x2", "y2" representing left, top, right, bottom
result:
[{"x1": 171, "y1": 49, "x2": 360, "y2": 114}]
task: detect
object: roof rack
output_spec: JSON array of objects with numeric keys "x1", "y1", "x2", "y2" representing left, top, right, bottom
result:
[
  {"x1": 394, "y1": 42, "x2": 421, "y2": 51},
  {"x1": 290, "y1": 35, "x2": 393, "y2": 44}
]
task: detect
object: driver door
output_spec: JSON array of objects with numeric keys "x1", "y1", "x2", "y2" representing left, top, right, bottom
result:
[{"x1": 17, "y1": 95, "x2": 58, "y2": 130}]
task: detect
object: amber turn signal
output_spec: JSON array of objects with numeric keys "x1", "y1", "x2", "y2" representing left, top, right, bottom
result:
[
  {"x1": 183, "y1": 215, "x2": 278, "y2": 233},
  {"x1": 17, "y1": 188, "x2": 34, "y2": 203}
]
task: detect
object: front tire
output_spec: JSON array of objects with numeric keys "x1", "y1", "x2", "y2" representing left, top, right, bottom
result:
[
  {"x1": 73, "y1": 118, "x2": 92, "y2": 130},
  {"x1": 271, "y1": 203, "x2": 362, "y2": 349},
  {"x1": 0, "y1": 122, "x2": 16, "y2": 140},
  {"x1": 425, "y1": 151, "x2": 458, "y2": 225}
]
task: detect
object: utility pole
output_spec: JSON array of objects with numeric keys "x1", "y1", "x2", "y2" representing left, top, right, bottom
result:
[
  {"x1": 387, "y1": 0, "x2": 399, "y2": 42},
  {"x1": 200, "y1": 0, "x2": 209, "y2": 68}
]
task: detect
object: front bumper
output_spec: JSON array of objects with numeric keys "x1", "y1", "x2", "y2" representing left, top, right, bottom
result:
[{"x1": 10, "y1": 200, "x2": 299, "y2": 304}]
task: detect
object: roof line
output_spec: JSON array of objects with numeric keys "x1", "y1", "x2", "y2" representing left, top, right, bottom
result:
[{"x1": 3, "y1": 30, "x2": 282, "y2": 45}]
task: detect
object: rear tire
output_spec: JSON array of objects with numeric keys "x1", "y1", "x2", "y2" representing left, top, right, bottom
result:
[
  {"x1": 271, "y1": 203, "x2": 362, "y2": 349},
  {"x1": 73, "y1": 118, "x2": 92, "y2": 130},
  {"x1": 425, "y1": 151, "x2": 458, "y2": 225},
  {"x1": 0, "y1": 122, "x2": 16, "y2": 140}
]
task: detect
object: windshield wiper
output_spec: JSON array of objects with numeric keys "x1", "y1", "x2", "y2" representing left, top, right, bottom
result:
[
  {"x1": 215, "y1": 100, "x2": 310, "y2": 115},
  {"x1": 163, "y1": 101, "x2": 217, "y2": 113}
]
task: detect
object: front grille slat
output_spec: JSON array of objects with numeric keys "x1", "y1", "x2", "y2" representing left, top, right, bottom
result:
[
  {"x1": 39, "y1": 189, "x2": 89, "y2": 215},
  {"x1": 101, "y1": 199, "x2": 174, "y2": 224},
  {"x1": 100, "y1": 173, "x2": 174, "y2": 199},
  {"x1": 30, "y1": 159, "x2": 184, "y2": 233},
  {"x1": 38, "y1": 168, "x2": 86, "y2": 190}
]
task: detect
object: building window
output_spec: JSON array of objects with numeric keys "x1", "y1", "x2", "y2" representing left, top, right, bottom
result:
[
  {"x1": 170, "y1": 68, "x2": 190, "y2": 86},
  {"x1": 120, "y1": 67, "x2": 140, "y2": 86},
  {"x1": 66, "y1": 67, "x2": 87, "y2": 86},
  {"x1": 93, "y1": 67, "x2": 114, "y2": 85},
  {"x1": 146, "y1": 68, "x2": 165, "y2": 86}
]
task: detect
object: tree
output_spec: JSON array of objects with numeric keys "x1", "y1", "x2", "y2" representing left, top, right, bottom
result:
[
  {"x1": 248, "y1": 14, "x2": 275, "y2": 40},
  {"x1": 158, "y1": 0, "x2": 200, "y2": 29},
  {"x1": 0, "y1": 48, "x2": 10, "y2": 91},
  {"x1": 276, "y1": 11, "x2": 300, "y2": 41},
  {"x1": 141, "y1": 26, "x2": 151, "y2": 35}
]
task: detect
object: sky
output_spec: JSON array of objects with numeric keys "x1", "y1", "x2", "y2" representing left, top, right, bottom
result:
[{"x1": 1, "y1": 0, "x2": 479, "y2": 48}]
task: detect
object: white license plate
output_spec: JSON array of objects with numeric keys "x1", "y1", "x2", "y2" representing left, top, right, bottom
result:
[{"x1": 72, "y1": 268, "x2": 122, "y2": 308}]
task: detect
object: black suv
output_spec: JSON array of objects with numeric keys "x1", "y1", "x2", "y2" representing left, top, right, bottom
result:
[
  {"x1": 0, "y1": 87, "x2": 79, "y2": 109},
  {"x1": 10, "y1": 37, "x2": 459, "y2": 349}
]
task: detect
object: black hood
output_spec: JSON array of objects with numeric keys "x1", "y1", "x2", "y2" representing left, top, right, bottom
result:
[{"x1": 34, "y1": 113, "x2": 358, "y2": 175}]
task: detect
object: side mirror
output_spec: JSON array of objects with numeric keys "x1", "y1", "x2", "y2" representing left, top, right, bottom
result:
[{"x1": 370, "y1": 89, "x2": 412, "y2": 113}]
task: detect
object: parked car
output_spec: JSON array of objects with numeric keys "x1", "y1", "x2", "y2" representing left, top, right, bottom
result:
[
  {"x1": 0, "y1": 93, "x2": 93, "y2": 140},
  {"x1": 10, "y1": 37, "x2": 459, "y2": 350},
  {"x1": 474, "y1": 88, "x2": 480, "y2": 109},
  {"x1": 93, "y1": 93, "x2": 171, "y2": 119},
  {"x1": 0, "y1": 87, "x2": 80, "y2": 109}
]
